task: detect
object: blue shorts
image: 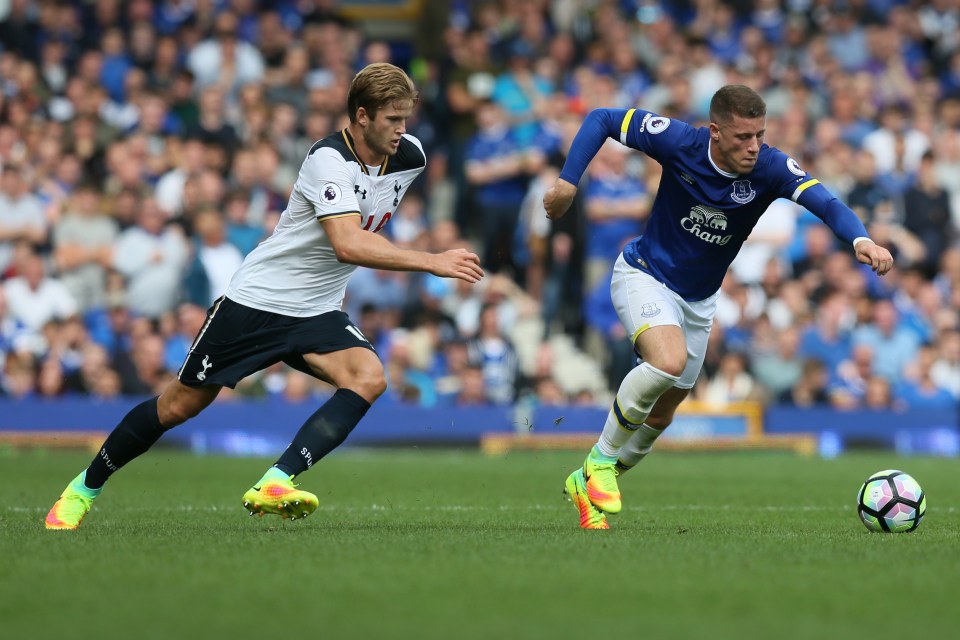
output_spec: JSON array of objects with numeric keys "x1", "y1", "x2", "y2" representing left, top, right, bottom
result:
[{"x1": 176, "y1": 297, "x2": 377, "y2": 388}]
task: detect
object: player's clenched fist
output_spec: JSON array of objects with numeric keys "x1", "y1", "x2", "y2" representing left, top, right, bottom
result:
[
  {"x1": 543, "y1": 178, "x2": 578, "y2": 220},
  {"x1": 854, "y1": 239, "x2": 894, "y2": 276}
]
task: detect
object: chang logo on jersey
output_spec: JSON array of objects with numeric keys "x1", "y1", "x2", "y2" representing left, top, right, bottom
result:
[
  {"x1": 681, "y1": 205, "x2": 732, "y2": 245},
  {"x1": 730, "y1": 179, "x2": 756, "y2": 204}
]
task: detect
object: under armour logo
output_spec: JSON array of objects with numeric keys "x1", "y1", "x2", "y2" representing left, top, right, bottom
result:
[
  {"x1": 197, "y1": 355, "x2": 213, "y2": 381},
  {"x1": 392, "y1": 181, "x2": 401, "y2": 206},
  {"x1": 354, "y1": 185, "x2": 367, "y2": 199}
]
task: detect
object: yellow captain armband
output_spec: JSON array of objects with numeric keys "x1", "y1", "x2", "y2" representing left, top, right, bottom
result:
[
  {"x1": 619, "y1": 109, "x2": 636, "y2": 145},
  {"x1": 790, "y1": 179, "x2": 820, "y2": 201}
]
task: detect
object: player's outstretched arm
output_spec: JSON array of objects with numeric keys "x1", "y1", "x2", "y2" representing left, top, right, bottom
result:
[
  {"x1": 853, "y1": 238, "x2": 894, "y2": 276},
  {"x1": 321, "y1": 215, "x2": 484, "y2": 283},
  {"x1": 544, "y1": 108, "x2": 631, "y2": 221},
  {"x1": 793, "y1": 179, "x2": 895, "y2": 277}
]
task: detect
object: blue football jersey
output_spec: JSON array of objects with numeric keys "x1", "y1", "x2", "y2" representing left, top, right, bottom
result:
[{"x1": 559, "y1": 108, "x2": 869, "y2": 301}]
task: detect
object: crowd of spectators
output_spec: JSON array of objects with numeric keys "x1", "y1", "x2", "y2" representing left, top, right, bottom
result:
[{"x1": 1, "y1": 0, "x2": 959, "y2": 414}]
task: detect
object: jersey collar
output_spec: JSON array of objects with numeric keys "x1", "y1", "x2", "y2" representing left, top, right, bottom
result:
[
  {"x1": 707, "y1": 138, "x2": 739, "y2": 178},
  {"x1": 341, "y1": 129, "x2": 389, "y2": 176}
]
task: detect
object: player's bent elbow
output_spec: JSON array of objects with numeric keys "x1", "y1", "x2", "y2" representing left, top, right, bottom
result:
[{"x1": 331, "y1": 242, "x2": 361, "y2": 265}]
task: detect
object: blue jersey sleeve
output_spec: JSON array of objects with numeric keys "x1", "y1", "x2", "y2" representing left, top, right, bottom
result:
[
  {"x1": 620, "y1": 109, "x2": 695, "y2": 162},
  {"x1": 558, "y1": 108, "x2": 628, "y2": 186},
  {"x1": 798, "y1": 185, "x2": 870, "y2": 246},
  {"x1": 767, "y1": 150, "x2": 870, "y2": 246},
  {"x1": 559, "y1": 108, "x2": 695, "y2": 186}
]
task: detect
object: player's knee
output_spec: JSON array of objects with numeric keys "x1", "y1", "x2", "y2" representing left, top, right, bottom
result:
[
  {"x1": 351, "y1": 370, "x2": 387, "y2": 402},
  {"x1": 647, "y1": 354, "x2": 686, "y2": 378},
  {"x1": 618, "y1": 361, "x2": 681, "y2": 421}
]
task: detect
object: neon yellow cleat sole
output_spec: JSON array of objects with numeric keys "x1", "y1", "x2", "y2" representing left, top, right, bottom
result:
[
  {"x1": 564, "y1": 469, "x2": 609, "y2": 530},
  {"x1": 242, "y1": 479, "x2": 319, "y2": 521}
]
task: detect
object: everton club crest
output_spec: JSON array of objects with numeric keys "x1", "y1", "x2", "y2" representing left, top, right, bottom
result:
[{"x1": 730, "y1": 179, "x2": 756, "y2": 204}]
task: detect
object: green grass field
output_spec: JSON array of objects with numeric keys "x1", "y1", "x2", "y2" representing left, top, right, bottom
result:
[{"x1": 3, "y1": 448, "x2": 959, "y2": 640}]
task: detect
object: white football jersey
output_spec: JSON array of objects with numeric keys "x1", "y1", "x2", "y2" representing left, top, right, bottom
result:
[{"x1": 226, "y1": 130, "x2": 426, "y2": 316}]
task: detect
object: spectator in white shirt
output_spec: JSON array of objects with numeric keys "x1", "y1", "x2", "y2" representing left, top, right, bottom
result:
[
  {"x1": 193, "y1": 206, "x2": 243, "y2": 303},
  {"x1": 154, "y1": 137, "x2": 207, "y2": 216},
  {"x1": 186, "y1": 11, "x2": 264, "y2": 97},
  {"x1": 112, "y1": 198, "x2": 189, "y2": 319},
  {"x1": 931, "y1": 329, "x2": 960, "y2": 398},
  {"x1": 3, "y1": 251, "x2": 79, "y2": 332},
  {"x1": 52, "y1": 183, "x2": 118, "y2": 311},
  {"x1": 0, "y1": 164, "x2": 47, "y2": 276}
]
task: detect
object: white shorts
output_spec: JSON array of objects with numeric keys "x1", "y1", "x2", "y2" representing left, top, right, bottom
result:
[{"x1": 610, "y1": 253, "x2": 719, "y2": 389}]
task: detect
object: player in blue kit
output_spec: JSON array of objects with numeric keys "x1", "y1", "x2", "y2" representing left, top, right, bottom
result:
[{"x1": 544, "y1": 85, "x2": 894, "y2": 529}]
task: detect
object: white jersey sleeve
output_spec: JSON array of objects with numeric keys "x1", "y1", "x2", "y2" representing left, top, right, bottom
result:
[{"x1": 298, "y1": 148, "x2": 362, "y2": 221}]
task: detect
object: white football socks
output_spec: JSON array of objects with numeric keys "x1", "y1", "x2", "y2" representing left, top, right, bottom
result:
[
  {"x1": 618, "y1": 422, "x2": 665, "y2": 467},
  {"x1": 596, "y1": 362, "x2": 679, "y2": 458}
]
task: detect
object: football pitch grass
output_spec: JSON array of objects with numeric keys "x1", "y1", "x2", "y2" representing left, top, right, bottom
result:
[{"x1": 3, "y1": 448, "x2": 959, "y2": 640}]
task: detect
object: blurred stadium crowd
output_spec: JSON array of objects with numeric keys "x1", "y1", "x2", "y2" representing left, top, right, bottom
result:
[{"x1": 1, "y1": 0, "x2": 959, "y2": 412}]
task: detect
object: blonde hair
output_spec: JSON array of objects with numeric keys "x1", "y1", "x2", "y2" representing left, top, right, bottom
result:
[{"x1": 347, "y1": 62, "x2": 419, "y2": 123}]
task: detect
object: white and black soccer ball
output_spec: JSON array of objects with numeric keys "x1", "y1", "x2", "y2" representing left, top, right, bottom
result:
[{"x1": 857, "y1": 469, "x2": 926, "y2": 533}]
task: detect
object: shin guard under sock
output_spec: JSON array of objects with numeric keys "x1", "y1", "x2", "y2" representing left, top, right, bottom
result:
[{"x1": 274, "y1": 389, "x2": 371, "y2": 477}]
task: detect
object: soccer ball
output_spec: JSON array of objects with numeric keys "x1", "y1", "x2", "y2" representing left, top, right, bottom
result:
[{"x1": 857, "y1": 470, "x2": 926, "y2": 533}]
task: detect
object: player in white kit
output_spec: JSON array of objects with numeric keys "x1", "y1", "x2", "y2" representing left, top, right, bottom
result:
[{"x1": 46, "y1": 63, "x2": 484, "y2": 530}]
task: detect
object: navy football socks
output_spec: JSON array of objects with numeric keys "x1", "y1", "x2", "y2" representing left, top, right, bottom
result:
[
  {"x1": 83, "y1": 397, "x2": 166, "y2": 489},
  {"x1": 274, "y1": 389, "x2": 371, "y2": 477}
]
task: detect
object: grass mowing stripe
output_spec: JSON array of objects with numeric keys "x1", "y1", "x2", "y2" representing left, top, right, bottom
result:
[{"x1": 4, "y1": 449, "x2": 958, "y2": 640}]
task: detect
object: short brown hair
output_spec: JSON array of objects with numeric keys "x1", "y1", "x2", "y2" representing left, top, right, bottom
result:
[
  {"x1": 709, "y1": 85, "x2": 766, "y2": 124},
  {"x1": 347, "y1": 62, "x2": 419, "y2": 123}
]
